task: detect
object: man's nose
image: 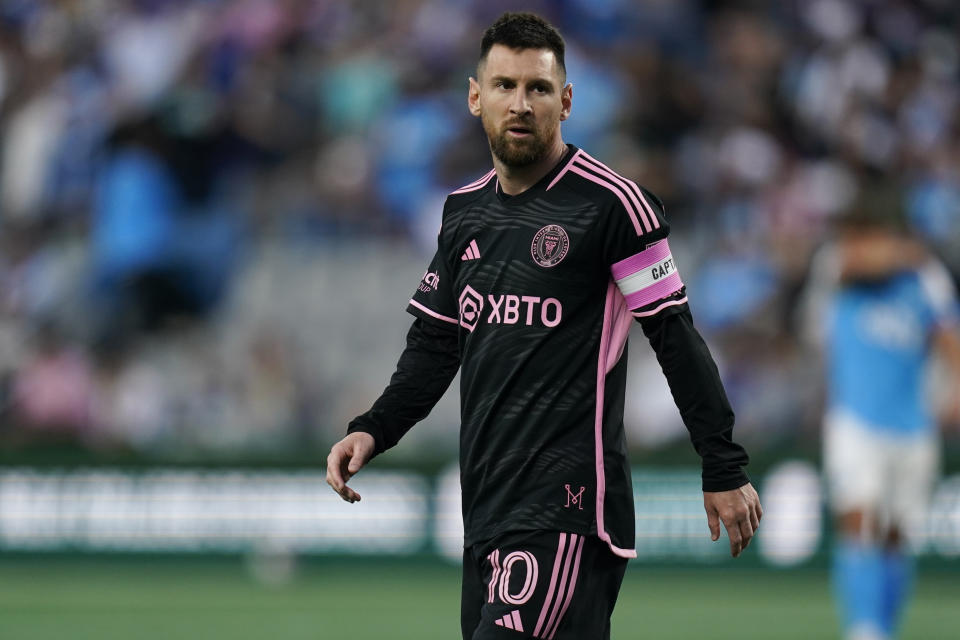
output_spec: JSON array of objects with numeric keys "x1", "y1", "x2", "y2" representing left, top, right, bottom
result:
[{"x1": 509, "y1": 91, "x2": 531, "y2": 115}]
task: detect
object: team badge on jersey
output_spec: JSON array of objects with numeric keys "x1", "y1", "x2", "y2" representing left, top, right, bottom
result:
[{"x1": 531, "y1": 225, "x2": 570, "y2": 268}]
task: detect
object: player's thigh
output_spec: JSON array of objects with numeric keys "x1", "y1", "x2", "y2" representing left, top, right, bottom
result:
[
  {"x1": 824, "y1": 411, "x2": 884, "y2": 514},
  {"x1": 550, "y1": 536, "x2": 627, "y2": 640},
  {"x1": 465, "y1": 531, "x2": 626, "y2": 640},
  {"x1": 887, "y1": 433, "x2": 940, "y2": 530}
]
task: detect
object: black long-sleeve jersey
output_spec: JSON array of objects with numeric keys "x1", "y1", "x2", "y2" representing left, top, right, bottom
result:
[{"x1": 349, "y1": 145, "x2": 749, "y2": 557}]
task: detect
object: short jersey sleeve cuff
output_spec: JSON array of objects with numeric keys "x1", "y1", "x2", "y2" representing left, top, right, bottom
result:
[
  {"x1": 407, "y1": 298, "x2": 459, "y2": 326},
  {"x1": 408, "y1": 252, "x2": 459, "y2": 326},
  {"x1": 611, "y1": 239, "x2": 687, "y2": 316}
]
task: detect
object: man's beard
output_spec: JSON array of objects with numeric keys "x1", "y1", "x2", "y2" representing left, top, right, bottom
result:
[{"x1": 483, "y1": 116, "x2": 553, "y2": 168}]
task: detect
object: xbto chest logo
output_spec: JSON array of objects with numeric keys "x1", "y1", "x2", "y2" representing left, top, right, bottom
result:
[{"x1": 458, "y1": 285, "x2": 562, "y2": 332}]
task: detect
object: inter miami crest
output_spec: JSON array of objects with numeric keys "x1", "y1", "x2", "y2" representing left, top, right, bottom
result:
[{"x1": 531, "y1": 224, "x2": 570, "y2": 268}]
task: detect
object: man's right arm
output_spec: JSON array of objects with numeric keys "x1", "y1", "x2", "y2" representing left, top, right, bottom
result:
[
  {"x1": 326, "y1": 317, "x2": 460, "y2": 502},
  {"x1": 327, "y1": 318, "x2": 460, "y2": 502},
  {"x1": 347, "y1": 317, "x2": 461, "y2": 454},
  {"x1": 327, "y1": 206, "x2": 461, "y2": 501}
]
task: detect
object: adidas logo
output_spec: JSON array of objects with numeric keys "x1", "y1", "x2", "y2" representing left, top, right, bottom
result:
[
  {"x1": 461, "y1": 239, "x2": 481, "y2": 261},
  {"x1": 494, "y1": 610, "x2": 524, "y2": 632}
]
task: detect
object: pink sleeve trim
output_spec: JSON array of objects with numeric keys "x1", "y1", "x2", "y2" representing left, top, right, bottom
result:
[
  {"x1": 611, "y1": 240, "x2": 671, "y2": 280},
  {"x1": 631, "y1": 296, "x2": 688, "y2": 318},
  {"x1": 450, "y1": 169, "x2": 496, "y2": 194},
  {"x1": 408, "y1": 299, "x2": 458, "y2": 324},
  {"x1": 593, "y1": 282, "x2": 641, "y2": 563},
  {"x1": 623, "y1": 272, "x2": 683, "y2": 309}
]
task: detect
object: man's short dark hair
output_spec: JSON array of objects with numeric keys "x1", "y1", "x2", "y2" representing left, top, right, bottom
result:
[{"x1": 479, "y1": 12, "x2": 566, "y2": 81}]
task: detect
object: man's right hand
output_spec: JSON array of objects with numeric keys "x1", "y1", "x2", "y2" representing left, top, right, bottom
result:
[{"x1": 326, "y1": 432, "x2": 376, "y2": 503}]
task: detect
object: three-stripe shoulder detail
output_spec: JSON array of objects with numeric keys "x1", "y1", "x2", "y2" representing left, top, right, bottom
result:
[
  {"x1": 547, "y1": 149, "x2": 660, "y2": 236},
  {"x1": 450, "y1": 168, "x2": 496, "y2": 195}
]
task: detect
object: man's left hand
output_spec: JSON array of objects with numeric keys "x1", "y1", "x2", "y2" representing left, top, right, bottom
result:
[{"x1": 703, "y1": 483, "x2": 762, "y2": 558}]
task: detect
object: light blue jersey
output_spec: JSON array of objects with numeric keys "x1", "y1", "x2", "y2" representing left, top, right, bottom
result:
[{"x1": 827, "y1": 262, "x2": 958, "y2": 434}]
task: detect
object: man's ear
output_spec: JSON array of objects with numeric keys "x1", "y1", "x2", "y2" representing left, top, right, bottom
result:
[
  {"x1": 559, "y1": 82, "x2": 573, "y2": 122},
  {"x1": 468, "y1": 77, "x2": 482, "y2": 117}
]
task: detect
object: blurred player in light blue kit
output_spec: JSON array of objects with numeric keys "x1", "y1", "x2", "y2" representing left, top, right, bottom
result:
[{"x1": 816, "y1": 185, "x2": 960, "y2": 640}]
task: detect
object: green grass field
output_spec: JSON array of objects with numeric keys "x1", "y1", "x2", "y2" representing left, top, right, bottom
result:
[{"x1": 0, "y1": 557, "x2": 957, "y2": 639}]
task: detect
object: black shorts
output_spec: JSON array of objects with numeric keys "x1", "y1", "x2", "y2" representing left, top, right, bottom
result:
[{"x1": 461, "y1": 531, "x2": 628, "y2": 640}]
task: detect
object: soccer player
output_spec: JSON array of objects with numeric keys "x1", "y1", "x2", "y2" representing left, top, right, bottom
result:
[
  {"x1": 326, "y1": 13, "x2": 761, "y2": 639},
  {"x1": 818, "y1": 188, "x2": 960, "y2": 640}
]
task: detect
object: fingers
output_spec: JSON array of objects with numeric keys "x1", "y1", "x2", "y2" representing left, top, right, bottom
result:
[
  {"x1": 325, "y1": 433, "x2": 376, "y2": 504},
  {"x1": 737, "y1": 516, "x2": 755, "y2": 556},
  {"x1": 707, "y1": 508, "x2": 720, "y2": 542},
  {"x1": 325, "y1": 449, "x2": 344, "y2": 491},
  {"x1": 340, "y1": 484, "x2": 362, "y2": 503},
  {"x1": 722, "y1": 510, "x2": 754, "y2": 558},
  {"x1": 705, "y1": 483, "x2": 764, "y2": 558},
  {"x1": 726, "y1": 521, "x2": 743, "y2": 557},
  {"x1": 745, "y1": 484, "x2": 763, "y2": 534},
  {"x1": 326, "y1": 444, "x2": 362, "y2": 503},
  {"x1": 348, "y1": 446, "x2": 370, "y2": 475},
  {"x1": 750, "y1": 502, "x2": 761, "y2": 532}
]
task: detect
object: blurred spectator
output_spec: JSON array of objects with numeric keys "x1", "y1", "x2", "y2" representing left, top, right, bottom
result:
[
  {"x1": 89, "y1": 105, "x2": 243, "y2": 340},
  {"x1": 11, "y1": 321, "x2": 93, "y2": 440}
]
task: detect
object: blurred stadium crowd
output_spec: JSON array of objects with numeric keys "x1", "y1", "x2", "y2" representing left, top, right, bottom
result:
[{"x1": 0, "y1": 0, "x2": 958, "y2": 461}]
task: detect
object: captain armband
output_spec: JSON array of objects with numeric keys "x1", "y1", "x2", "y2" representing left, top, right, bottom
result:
[{"x1": 611, "y1": 239, "x2": 687, "y2": 316}]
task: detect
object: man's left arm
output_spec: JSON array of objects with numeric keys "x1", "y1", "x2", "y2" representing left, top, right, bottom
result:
[
  {"x1": 637, "y1": 304, "x2": 761, "y2": 557},
  {"x1": 599, "y1": 182, "x2": 761, "y2": 556}
]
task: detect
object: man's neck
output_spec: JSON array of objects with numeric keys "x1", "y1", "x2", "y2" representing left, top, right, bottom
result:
[{"x1": 493, "y1": 138, "x2": 568, "y2": 196}]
